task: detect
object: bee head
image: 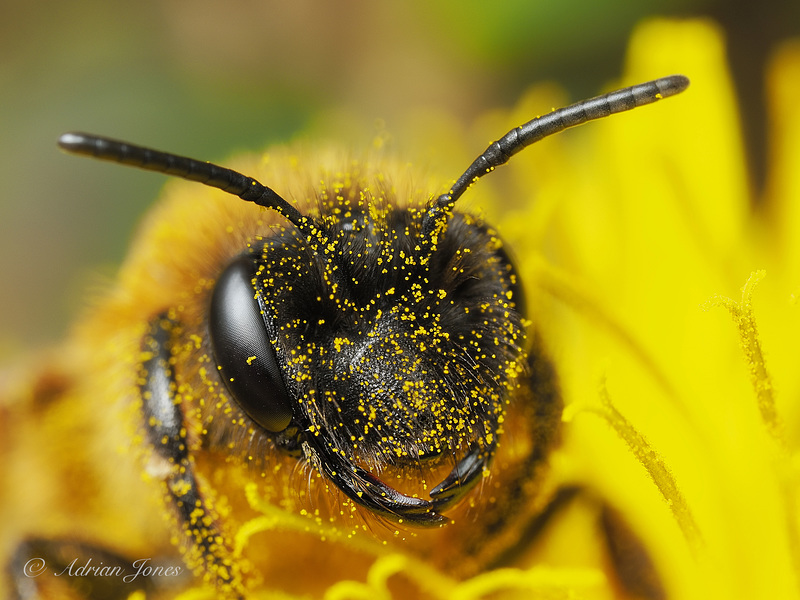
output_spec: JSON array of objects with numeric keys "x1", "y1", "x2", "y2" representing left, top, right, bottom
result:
[
  {"x1": 209, "y1": 179, "x2": 525, "y2": 525},
  {"x1": 57, "y1": 73, "x2": 688, "y2": 526}
]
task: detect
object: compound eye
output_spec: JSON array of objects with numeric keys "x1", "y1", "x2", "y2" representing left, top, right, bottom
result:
[{"x1": 209, "y1": 255, "x2": 293, "y2": 433}]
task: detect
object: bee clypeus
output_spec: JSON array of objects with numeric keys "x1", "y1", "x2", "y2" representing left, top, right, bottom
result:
[{"x1": 4, "y1": 75, "x2": 688, "y2": 599}]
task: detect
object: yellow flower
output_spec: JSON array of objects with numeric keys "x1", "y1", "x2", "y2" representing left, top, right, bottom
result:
[{"x1": 474, "y1": 18, "x2": 798, "y2": 600}]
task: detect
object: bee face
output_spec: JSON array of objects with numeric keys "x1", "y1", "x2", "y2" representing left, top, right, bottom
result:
[{"x1": 206, "y1": 180, "x2": 525, "y2": 523}]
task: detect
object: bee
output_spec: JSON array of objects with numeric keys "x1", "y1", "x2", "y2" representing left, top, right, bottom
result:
[{"x1": 3, "y1": 75, "x2": 688, "y2": 599}]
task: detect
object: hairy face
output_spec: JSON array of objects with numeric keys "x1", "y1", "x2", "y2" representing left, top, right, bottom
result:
[{"x1": 209, "y1": 180, "x2": 526, "y2": 524}]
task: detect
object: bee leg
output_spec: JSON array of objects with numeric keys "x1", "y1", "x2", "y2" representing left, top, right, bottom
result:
[
  {"x1": 484, "y1": 347, "x2": 666, "y2": 598},
  {"x1": 139, "y1": 314, "x2": 245, "y2": 598},
  {"x1": 599, "y1": 503, "x2": 666, "y2": 600},
  {"x1": 7, "y1": 537, "x2": 155, "y2": 600},
  {"x1": 486, "y1": 485, "x2": 666, "y2": 599},
  {"x1": 484, "y1": 484, "x2": 583, "y2": 569}
]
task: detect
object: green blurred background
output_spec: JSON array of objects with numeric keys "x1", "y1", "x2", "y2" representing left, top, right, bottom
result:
[{"x1": 1, "y1": 0, "x2": 797, "y2": 356}]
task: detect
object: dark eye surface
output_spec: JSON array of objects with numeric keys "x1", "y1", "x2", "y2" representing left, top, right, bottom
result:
[{"x1": 209, "y1": 255, "x2": 293, "y2": 433}]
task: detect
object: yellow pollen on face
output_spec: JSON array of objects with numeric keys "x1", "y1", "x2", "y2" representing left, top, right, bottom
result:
[{"x1": 333, "y1": 337, "x2": 351, "y2": 352}]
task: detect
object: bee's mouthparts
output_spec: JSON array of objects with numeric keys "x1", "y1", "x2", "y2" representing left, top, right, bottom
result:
[{"x1": 306, "y1": 438, "x2": 494, "y2": 526}]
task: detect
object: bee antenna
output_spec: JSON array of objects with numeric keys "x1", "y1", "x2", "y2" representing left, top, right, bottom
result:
[
  {"x1": 57, "y1": 133, "x2": 317, "y2": 237},
  {"x1": 420, "y1": 74, "x2": 690, "y2": 242}
]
